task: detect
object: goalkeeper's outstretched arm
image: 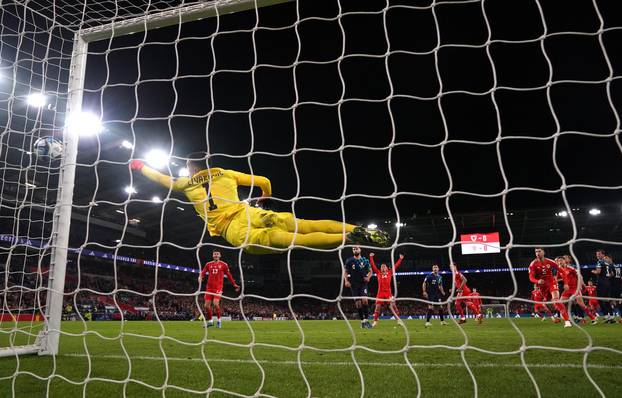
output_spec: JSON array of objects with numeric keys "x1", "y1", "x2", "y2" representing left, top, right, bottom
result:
[
  {"x1": 130, "y1": 160, "x2": 188, "y2": 191},
  {"x1": 231, "y1": 170, "x2": 272, "y2": 199}
]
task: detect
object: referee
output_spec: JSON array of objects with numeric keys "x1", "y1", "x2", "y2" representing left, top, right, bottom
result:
[
  {"x1": 422, "y1": 264, "x2": 447, "y2": 327},
  {"x1": 343, "y1": 246, "x2": 372, "y2": 329}
]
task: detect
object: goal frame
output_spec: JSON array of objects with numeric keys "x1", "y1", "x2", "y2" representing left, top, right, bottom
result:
[{"x1": 0, "y1": 0, "x2": 292, "y2": 358}]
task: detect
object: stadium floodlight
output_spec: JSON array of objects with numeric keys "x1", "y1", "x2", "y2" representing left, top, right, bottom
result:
[
  {"x1": 152, "y1": 196, "x2": 162, "y2": 203},
  {"x1": 115, "y1": 210, "x2": 124, "y2": 214},
  {"x1": 66, "y1": 111, "x2": 103, "y2": 136},
  {"x1": 27, "y1": 93, "x2": 46, "y2": 108},
  {"x1": 176, "y1": 207, "x2": 185, "y2": 211},
  {"x1": 589, "y1": 208, "x2": 601, "y2": 216},
  {"x1": 121, "y1": 140, "x2": 134, "y2": 149},
  {"x1": 367, "y1": 223, "x2": 378, "y2": 230},
  {"x1": 395, "y1": 222, "x2": 405, "y2": 227},
  {"x1": 556, "y1": 210, "x2": 568, "y2": 217},
  {"x1": 124, "y1": 186, "x2": 136, "y2": 194},
  {"x1": 178, "y1": 167, "x2": 189, "y2": 177},
  {"x1": 145, "y1": 149, "x2": 169, "y2": 169}
]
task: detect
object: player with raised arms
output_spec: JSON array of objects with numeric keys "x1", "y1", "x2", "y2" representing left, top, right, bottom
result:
[
  {"x1": 130, "y1": 153, "x2": 389, "y2": 253},
  {"x1": 556, "y1": 255, "x2": 598, "y2": 326},
  {"x1": 369, "y1": 252, "x2": 404, "y2": 328},
  {"x1": 450, "y1": 263, "x2": 482, "y2": 324},
  {"x1": 528, "y1": 248, "x2": 568, "y2": 326},
  {"x1": 198, "y1": 250, "x2": 240, "y2": 328},
  {"x1": 422, "y1": 264, "x2": 447, "y2": 327}
]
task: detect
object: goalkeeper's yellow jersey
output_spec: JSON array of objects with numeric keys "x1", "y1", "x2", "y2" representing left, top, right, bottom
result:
[{"x1": 141, "y1": 166, "x2": 272, "y2": 236}]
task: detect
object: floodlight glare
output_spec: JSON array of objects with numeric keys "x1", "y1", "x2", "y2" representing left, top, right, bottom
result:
[
  {"x1": 178, "y1": 167, "x2": 189, "y2": 177},
  {"x1": 152, "y1": 196, "x2": 162, "y2": 203},
  {"x1": 124, "y1": 186, "x2": 137, "y2": 194},
  {"x1": 67, "y1": 111, "x2": 103, "y2": 136},
  {"x1": 556, "y1": 210, "x2": 568, "y2": 217},
  {"x1": 145, "y1": 149, "x2": 169, "y2": 169},
  {"x1": 589, "y1": 208, "x2": 601, "y2": 216},
  {"x1": 367, "y1": 223, "x2": 378, "y2": 230},
  {"x1": 395, "y1": 222, "x2": 405, "y2": 227},
  {"x1": 121, "y1": 140, "x2": 134, "y2": 149},
  {"x1": 27, "y1": 93, "x2": 46, "y2": 108}
]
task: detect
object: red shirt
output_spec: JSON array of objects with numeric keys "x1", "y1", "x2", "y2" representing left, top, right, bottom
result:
[
  {"x1": 584, "y1": 285, "x2": 597, "y2": 298},
  {"x1": 528, "y1": 258, "x2": 558, "y2": 285},
  {"x1": 200, "y1": 261, "x2": 238, "y2": 291},
  {"x1": 557, "y1": 266, "x2": 579, "y2": 293},
  {"x1": 470, "y1": 292, "x2": 481, "y2": 306},
  {"x1": 531, "y1": 289, "x2": 544, "y2": 302},
  {"x1": 371, "y1": 256, "x2": 403, "y2": 295},
  {"x1": 453, "y1": 271, "x2": 469, "y2": 292}
]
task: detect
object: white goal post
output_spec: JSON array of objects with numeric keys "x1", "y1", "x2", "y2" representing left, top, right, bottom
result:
[{"x1": 0, "y1": 0, "x2": 292, "y2": 358}]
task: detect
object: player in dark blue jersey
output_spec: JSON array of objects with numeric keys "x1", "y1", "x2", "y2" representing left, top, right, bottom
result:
[
  {"x1": 343, "y1": 246, "x2": 372, "y2": 328},
  {"x1": 592, "y1": 250, "x2": 616, "y2": 323},
  {"x1": 422, "y1": 264, "x2": 447, "y2": 327}
]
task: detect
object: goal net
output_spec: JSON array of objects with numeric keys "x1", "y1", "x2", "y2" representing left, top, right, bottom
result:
[{"x1": 1, "y1": 0, "x2": 621, "y2": 397}]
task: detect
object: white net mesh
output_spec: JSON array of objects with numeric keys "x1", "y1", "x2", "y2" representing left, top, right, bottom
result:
[{"x1": 1, "y1": 0, "x2": 622, "y2": 396}]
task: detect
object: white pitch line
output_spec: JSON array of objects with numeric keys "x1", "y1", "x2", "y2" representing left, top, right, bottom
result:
[{"x1": 59, "y1": 354, "x2": 622, "y2": 369}]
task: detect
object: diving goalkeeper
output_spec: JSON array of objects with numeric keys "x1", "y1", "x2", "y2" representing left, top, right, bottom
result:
[{"x1": 130, "y1": 153, "x2": 390, "y2": 254}]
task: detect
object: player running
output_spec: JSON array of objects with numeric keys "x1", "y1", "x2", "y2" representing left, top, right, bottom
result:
[
  {"x1": 556, "y1": 256, "x2": 598, "y2": 326},
  {"x1": 531, "y1": 284, "x2": 554, "y2": 321},
  {"x1": 369, "y1": 252, "x2": 404, "y2": 328},
  {"x1": 198, "y1": 250, "x2": 240, "y2": 328},
  {"x1": 470, "y1": 288, "x2": 482, "y2": 317},
  {"x1": 528, "y1": 247, "x2": 568, "y2": 325},
  {"x1": 130, "y1": 154, "x2": 390, "y2": 254},
  {"x1": 450, "y1": 263, "x2": 482, "y2": 324},
  {"x1": 422, "y1": 264, "x2": 447, "y2": 327},
  {"x1": 343, "y1": 246, "x2": 373, "y2": 329},
  {"x1": 585, "y1": 280, "x2": 600, "y2": 315}
]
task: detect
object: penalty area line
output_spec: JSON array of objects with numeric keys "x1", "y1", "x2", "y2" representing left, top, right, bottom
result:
[{"x1": 59, "y1": 354, "x2": 622, "y2": 369}]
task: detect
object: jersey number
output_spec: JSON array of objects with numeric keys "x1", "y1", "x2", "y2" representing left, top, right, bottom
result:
[{"x1": 203, "y1": 183, "x2": 218, "y2": 211}]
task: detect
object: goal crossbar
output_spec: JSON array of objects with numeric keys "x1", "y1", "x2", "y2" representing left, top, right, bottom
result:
[{"x1": 79, "y1": 0, "x2": 293, "y2": 43}]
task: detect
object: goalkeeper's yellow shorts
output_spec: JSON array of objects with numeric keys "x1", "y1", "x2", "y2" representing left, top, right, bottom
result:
[{"x1": 223, "y1": 206, "x2": 295, "y2": 254}]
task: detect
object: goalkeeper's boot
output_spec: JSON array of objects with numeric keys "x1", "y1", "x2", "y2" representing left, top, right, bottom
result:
[
  {"x1": 348, "y1": 226, "x2": 391, "y2": 247},
  {"x1": 217, "y1": 319, "x2": 222, "y2": 329}
]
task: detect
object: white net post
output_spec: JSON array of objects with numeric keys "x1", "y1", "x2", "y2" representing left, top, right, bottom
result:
[{"x1": 38, "y1": 34, "x2": 87, "y2": 356}]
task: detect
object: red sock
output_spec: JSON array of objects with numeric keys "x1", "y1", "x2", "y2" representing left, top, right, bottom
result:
[
  {"x1": 206, "y1": 306, "x2": 213, "y2": 320},
  {"x1": 466, "y1": 302, "x2": 480, "y2": 316},
  {"x1": 374, "y1": 311, "x2": 379, "y2": 321},
  {"x1": 582, "y1": 305, "x2": 596, "y2": 320},
  {"x1": 455, "y1": 302, "x2": 465, "y2": 317},
  {"x1": 555, "y1": 303, "x2": 569, "y2": 321},
  {"x1": 216, "y1": 305, "x2": 221, "y2": 320},
  {"x1": 393, "y1": 307, "x2": 400, "y2": 317}
]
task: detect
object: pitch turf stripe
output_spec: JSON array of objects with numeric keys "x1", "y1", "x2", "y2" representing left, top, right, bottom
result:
[{"x1": 60, "y1": 354, "x2": 622, "y2": 369}]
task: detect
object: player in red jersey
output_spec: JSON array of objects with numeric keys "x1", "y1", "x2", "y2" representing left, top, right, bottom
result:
[
  {"x1": 450, "y1": 263, "x2": 482, "y2": 324},
  {"x1": 531, "y1": 284, "x2": 553, "y2": 320},
  {"x1": 370, "y1": 253, "x2": 404, "y2": 328},
  {"x1": 584, "y1": 280, "x2": 600, "y2": 314},
  {"x1": 470, "y1": 288, "x2": 482, "y2": 317},
  {"x1": 528, "y1": 247, "x2": 568, "y2": 325},
  {"x1": 198, "y1": 250, "x2": 240, "y2": 328},
  {"x1": 557, "y1": 255, "x2": 598, "y2": 325}
]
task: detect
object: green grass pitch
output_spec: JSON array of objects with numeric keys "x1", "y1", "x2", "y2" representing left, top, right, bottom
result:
[{"x1": 1, "y1": 318, "x2": 621, "y2": 397}]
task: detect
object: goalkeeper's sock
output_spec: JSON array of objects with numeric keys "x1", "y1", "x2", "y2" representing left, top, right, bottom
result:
[
  {"x1": 295, "y1": 219, "x2": 356, "y2": 234},
  {"x1": 268, "y1": 230, "x2": 348, "y2": 250}
]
